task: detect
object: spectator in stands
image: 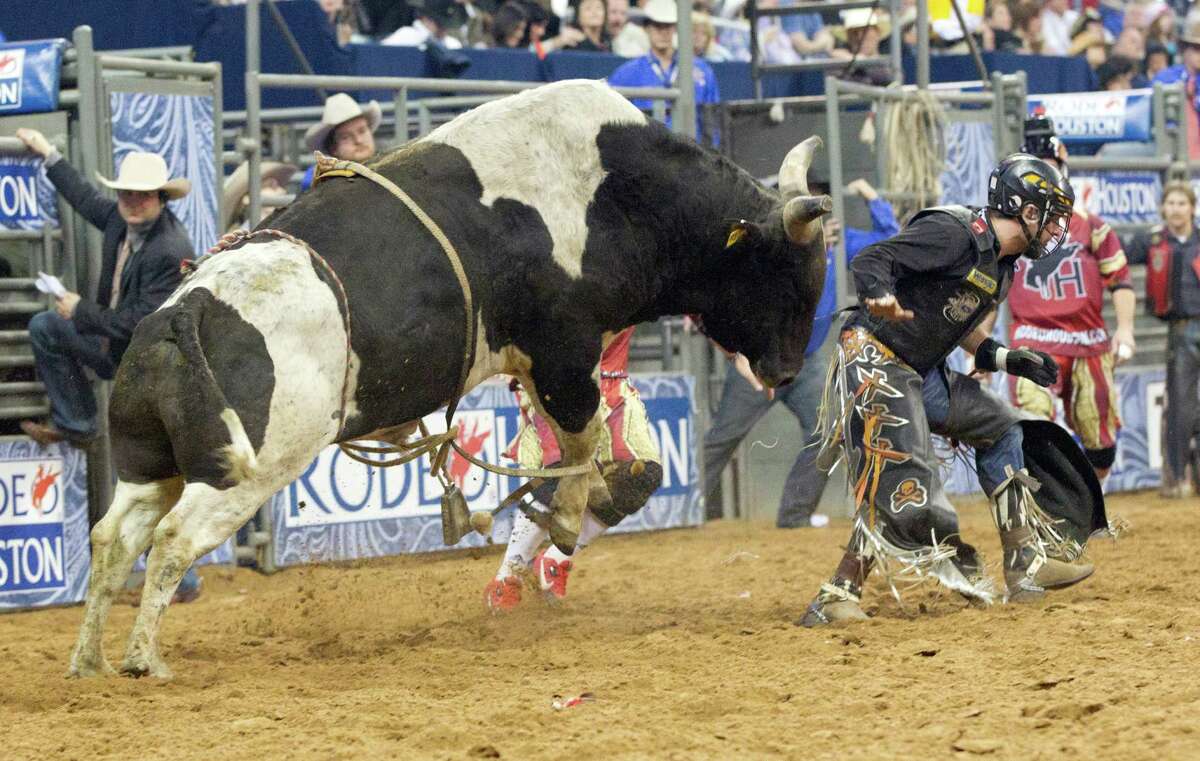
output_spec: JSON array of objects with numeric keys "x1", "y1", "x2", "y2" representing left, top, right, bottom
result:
[
  {"x1": 1097, "y1": 55, "x2": 1138, "y2": 90},
  {"x1": 1145, "y1": 41, "x2": 1171, "y2": 80},
  {"x1": 756, "y1": 0, "x2": 804, "y2": 65},
  {"x1": 1068, "y1": 9, "x2": 1108, "y2": 70},
  {"x1": 521, "y1": 0, "x2": 586, "y2": 55},
  {"x1": 12, "y1": 128, "x2": 207, "y2": 605},
  {"x1": 703, "y1": 177, "x2": 899, "y2": 527},
  {"x1": 982, "y1": 1, "x2": 1024, "y2": 52},
  {"x1": 608, "y1": 0, "x2": 721, "y2": 140},
  {"x1": 1133, "y1": 183, "x2": 1200, "y2": 496},
  {"x1": 931, "y1": 0, "x2": 983, "y2": 52},
  {"x1": 831, "y1": 8, "x2": 892, "y2": 86},
  {"x1": 359, "y1": 0, "x2": 415, "y2": 40},
  {"x1": 1040, "y1": 0, "x2": 1078, "y2": 56},
  {"x1": 316, "y1": 0, "x2": 357, "y2": 45},
  {"x1": 382, "y1": 0, "x2": 466, "y2": 48},
  {"x1": 490, "y1": 1, "x2": 530, "y2": 47},
  {"x1": 1152, "y1": 16, "x2": 1200, "y2": 159},
  {"x1": 609, "y1": 0, "x2": 649, "y2": 57},
  {"x1": 565, "y1": 0, "x2": 612, "y2": 51},
  {"x1": 1112, "y1": 26, "x2": 1151, "y2": 86},
  {"x1": 1011, "y1": 0, "x2": 1045, "y2": 54},
  {"x1": 693, "y1": 11, "x2": 734, "y2": 62},
  {"x1": 1143, "y1": 2, "x2": 1177, "y2": 61},
  {"x1": 781, "y1": 0, "x2": 835, "y2": 58},
  {"x1": 299, "y1": 93, "x2": 380, "y2": 191},
  {"x1": 221, "y1": 161, "x2": 298, "y2": 233}
]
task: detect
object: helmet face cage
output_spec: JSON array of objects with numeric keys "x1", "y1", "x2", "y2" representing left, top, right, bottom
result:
[{"x1": 987, "y1": 154, "x2": 1075, "y2": 260}]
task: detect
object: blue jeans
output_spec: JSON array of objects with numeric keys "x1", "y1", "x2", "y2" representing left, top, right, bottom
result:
[
  {"x1": 28, "y1": 311, "x2": 114, "y2": 438},
  {"x1": 1165, "y1": 319, "x2": 1200, "y2": 483},
  {"x1": 921, "y1": 367, "x2": 1024, "y2": 495},
  {"x1": 703, "y1": 352, "x2": 830, "y2": 525},
  {"x1": 178, "y1": 565, "x2": 201, "y2": 593}
]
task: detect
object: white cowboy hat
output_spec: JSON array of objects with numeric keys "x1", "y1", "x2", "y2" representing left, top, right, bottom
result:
[
  {"x1": 641, "y1": 0, "x2": 678, "y2": 25},
  {"x1": 841, "y1": 7, "x2": 890, "y2": 35},
  {"x1": 220, "y1": 160, "x2": 298, "y2": 232},
  {"x1": 96, "y1": 152, "x2": 190, "y2": 199},
  {"x1": 303, "y1": 93, "x2": 382, "y2": 153}
]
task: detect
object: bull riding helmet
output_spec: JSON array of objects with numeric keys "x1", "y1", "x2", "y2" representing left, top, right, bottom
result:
[
  {"x1": 1022, "y1": 115, "x2": 1064, "y2": 167},
  {"x1": 987, "y1": 153, "x2": 1074, "y2": 260}
]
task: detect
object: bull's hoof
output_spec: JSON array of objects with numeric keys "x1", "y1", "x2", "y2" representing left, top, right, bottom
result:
[
  {"x1": 66, "y1": 657, "x2": 116, "y2": 679},
  {"x1": 548, "y1": 520, "x2": 578, "y2": 556},
  {"x1": 120, "y1": 653, "x2": 173, "y2": 680}
]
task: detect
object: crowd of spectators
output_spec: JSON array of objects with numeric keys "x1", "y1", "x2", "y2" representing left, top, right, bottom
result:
[{"x1": 225, "y1": 0, "x2": 1198, "y2": 96}]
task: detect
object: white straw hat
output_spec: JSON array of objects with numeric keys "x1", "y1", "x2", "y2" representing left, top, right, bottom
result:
[
  {"x1": 220, "y1": 160, "x2": 298, "y2": 232},
  {"x1": 96, "y1": 152, "x2": 190, "y2": 199},
  {"x1": 642, "y1": 0, "x2": 678, "y2": 25},
  {"x1": 303, "y1": 93, "x2": 382, "y2": 153}
]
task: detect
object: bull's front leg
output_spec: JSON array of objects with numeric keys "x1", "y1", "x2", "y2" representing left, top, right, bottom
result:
[{"x1": 526, "y1": 358, "x2": 612, "y2": 554}]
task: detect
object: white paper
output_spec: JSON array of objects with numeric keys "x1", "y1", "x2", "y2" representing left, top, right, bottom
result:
[{"x1": 35, "y1": 271, "x2": 66, "y2": 299}]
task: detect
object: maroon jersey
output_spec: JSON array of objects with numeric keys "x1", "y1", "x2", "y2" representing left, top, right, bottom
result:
[{"x1": 1008, "y1": 209, "x2": 1131, "y2": 357}]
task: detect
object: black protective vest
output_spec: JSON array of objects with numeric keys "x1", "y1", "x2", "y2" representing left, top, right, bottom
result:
[{"x1": 866, "y1": 206, "x2": 1010, "y2": 374}]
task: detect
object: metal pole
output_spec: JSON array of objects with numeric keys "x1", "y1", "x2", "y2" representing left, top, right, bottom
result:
[
  {"x1": 889, "y1": 0, "x2": 902, "y2": 84},
  {"x1": 916, "y1": 0, "x2": 930, "y2": 89},
  {"x1": 951, "y1": 0, "x2": 989, "y2": 88},
  {"x1": 73, "y1": 25, "x2": 113, "y2": 525},
  {"x1": 246, "y1": 0, "x2": 263, "y2": 230},
  {"x1": 675, "y1": 0, "x2": 695, "y2": 138},
  {"x1": 825, "y1": 76, "x2": 848, "y2": 309},
  {"x1": 749, "y1": 0, "x2": 761, "y2": 100},
  {"x1": 212, "y1": 61, "x2": 224, "y2": 240},
  {"x1": 394, "y1": 86, "x2": 408, "y2": 144},
  {"x1": 990, "y1": 70, "x2": 1006, "y2": 158}
]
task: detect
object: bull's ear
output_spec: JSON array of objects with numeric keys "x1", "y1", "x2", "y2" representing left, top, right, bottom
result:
[{"x1": 725, "y1": 220, "x2": 765, "y2": 251}]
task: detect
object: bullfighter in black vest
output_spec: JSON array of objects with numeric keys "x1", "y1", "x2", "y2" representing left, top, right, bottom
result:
[{"x1": 801, "y1": 154, "x2": 1108, "y2": 626}]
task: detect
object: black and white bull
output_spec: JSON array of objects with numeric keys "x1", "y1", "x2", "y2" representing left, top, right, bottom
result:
[{"x1": 68, "y1": 80, "x2": 830, "y2": 678}]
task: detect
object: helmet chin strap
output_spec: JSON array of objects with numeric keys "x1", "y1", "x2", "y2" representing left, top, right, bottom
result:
[{"x1": 1019, "y1": 212, "x2": 1048, "y2": 259}]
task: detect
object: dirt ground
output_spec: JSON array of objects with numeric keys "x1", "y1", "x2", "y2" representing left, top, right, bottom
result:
[{"x1": 1, "y1": 491, "x2": 1197, "y2": 761}]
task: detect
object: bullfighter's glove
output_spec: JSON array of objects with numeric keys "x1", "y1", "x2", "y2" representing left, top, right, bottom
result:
[{"x1": 975, "y1": 338, "x2": 1058, "y2": 387}]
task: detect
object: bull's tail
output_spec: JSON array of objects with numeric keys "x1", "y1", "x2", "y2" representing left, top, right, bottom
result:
[{"x1": 167, "y1": 300, "x2": 259, "y2": 483}]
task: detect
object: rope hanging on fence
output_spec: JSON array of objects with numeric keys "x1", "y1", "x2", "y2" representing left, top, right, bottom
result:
[{"x1": 883, "y1": 91, "x2": 947, "y2": 222}]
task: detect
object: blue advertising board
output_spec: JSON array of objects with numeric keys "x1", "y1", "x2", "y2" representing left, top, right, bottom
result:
[
  {"x1": 0, "y1": 156, "x2": 58, "y2": 229},
  {"x1": 1069, "y1": 171, "x2": 1162, "y2": 226},
  {"x1": 269, "y1": 374, "x2": 701, "y2": 568},
  {"x1": 0, "y1": 440, "x2": 89, "y2": 610},
  {"x1": 0, "y1": 40, "x2": 65, "y2": 115},
  {"x1": 1028, "y1": 89, "x2": 1153, "y2": 145}
]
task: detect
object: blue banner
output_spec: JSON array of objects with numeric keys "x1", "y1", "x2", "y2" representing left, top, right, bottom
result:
[
  {"x1": 269, "y1": 374, "x2": 701, "y2": 568},
  {"x1": 0, "y1": 441, "x2": 89, "y2": 610},
  {"x1": 1068, "y1": 172, "x2": 1162, "y2": 225},
  {"x1": 1027, "y1": 89, "x2": 1152, "y2": 144},
  {"x1": 0, "y1": 156, "x2": 58, "y2": 229},
  {"x1": 0, "y1": 40, "x2": 65, "y2": 115}
]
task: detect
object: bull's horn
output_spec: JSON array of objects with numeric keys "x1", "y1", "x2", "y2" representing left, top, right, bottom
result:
[
  {"x1": 783, "y1": 194, "x2": 833, "y2": 245},
  {"x1": 778, "y1": 135, "x2": 822, "y2": 200}
]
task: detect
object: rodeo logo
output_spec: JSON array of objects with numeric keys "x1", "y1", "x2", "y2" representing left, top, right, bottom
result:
[
  {"x1": 943, "y1": 289, "x2": 981, "y2": 323},
  {"x1": 0, "y1": 48, "x2": 25, "y2": 110},
  {"x1": 0, "y1": 458, "x2": 66, "y2": 592}
]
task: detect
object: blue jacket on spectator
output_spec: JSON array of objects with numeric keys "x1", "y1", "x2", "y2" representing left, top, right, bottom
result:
[
  {"x1": 608, "y1": 53, "x2": 721, "y2": 141},
  {"x1": 1153, "y1": 65, "x2": 1200, "y2": 114},
  {"x1": 807, "y1": 197, "x2": 899, "y2": 355}
]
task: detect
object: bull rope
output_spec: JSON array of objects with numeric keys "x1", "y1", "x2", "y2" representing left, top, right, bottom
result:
[{"x1": 198, "y1": 159, "x2": 591, "y2": 486}]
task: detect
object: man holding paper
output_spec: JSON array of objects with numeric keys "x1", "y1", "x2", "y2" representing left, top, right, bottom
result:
[{"x1": 14, "y1": 128, "x2": 194, "y2": 448}]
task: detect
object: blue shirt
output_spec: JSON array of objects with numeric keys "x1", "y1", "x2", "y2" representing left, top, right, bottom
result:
[
  {"x1": 1153, "y1": 65, "x2": 1200, "y2": 120},
  {"x1": 807, "y1": 197, "x2": 899, "y2": 355},
  {"x1": 781, "y1": 6, "x2": 825, "y2": 38},
  {"x1": 608, "y1": 53, "x2": 721, "y2": 141}
]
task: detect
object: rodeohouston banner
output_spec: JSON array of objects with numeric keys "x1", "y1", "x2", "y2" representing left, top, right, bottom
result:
[
  {"x1": 938, "y1": 365, "x2": 1164, "y2": 496},
  {"x1": 0, "y1": 155, "x2": 58, "y2": 230},
  {"x1": 1027, "y1": 89, "x2": 1152, "y2": 145},
  {"x1": 268, "y1": 374, "x2": 700, "y2": 568},
  {"x1": 1068, "y1": 171, "x2": 1162, "y2": 226},
  {"x1": 0, "y1": 440, "x2": 89, "y2": 611},
  {"x1": 0, "y1": 40, "x2": 65, "y2": 115}
]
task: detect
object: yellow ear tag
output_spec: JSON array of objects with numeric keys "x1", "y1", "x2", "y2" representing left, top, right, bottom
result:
[{"x1": 726, "y1": 225, "x2": 747, "y2": 249}]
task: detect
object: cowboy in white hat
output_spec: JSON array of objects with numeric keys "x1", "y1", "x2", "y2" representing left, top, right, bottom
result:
[
  {"x1": 12, "y1": 128, "x2": 194, "y2": 450},
  {"x1": 299, "y1": 93, "x2": 381, "y2": 190},
  {"x1": 222, "y1": 160, "x2": 298, "y2": 233}
]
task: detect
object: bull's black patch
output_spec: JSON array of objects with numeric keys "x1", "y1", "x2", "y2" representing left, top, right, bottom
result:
[
  {"x1": 111, "y1": 288, "x2": 274, "y2": 488},
  {"x1": 262, "y1": 117, "x2": 826, "y2": 437}
]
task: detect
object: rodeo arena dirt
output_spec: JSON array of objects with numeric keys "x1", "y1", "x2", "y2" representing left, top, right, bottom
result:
[{"x1": 3, "y1": 4, "x2": 1200, "y2": 761}]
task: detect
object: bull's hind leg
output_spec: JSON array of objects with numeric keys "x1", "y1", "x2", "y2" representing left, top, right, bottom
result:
[
  {"x1": 68, "y1": 477, "x2": 183, "y2": 678},
  {"x1": 120, "y1": 480, "x2": 275, "y2": 679}
]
